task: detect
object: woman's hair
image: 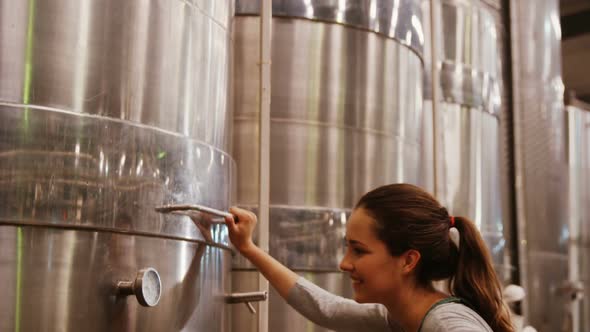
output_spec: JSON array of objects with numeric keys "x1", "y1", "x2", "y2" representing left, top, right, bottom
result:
[{"x1": 355, "y1": 183, "x2": 514, "y2": 332}]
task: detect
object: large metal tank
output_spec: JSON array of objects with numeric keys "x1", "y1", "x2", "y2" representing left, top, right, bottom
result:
[
  {"x1": 566, "y1": 94, "x2": 590, "y2": 332},
  {"x1": 425, "y1": 0, "x2": 509, "y2": 277},
  {"x1": 0, "y1": 1, "x2": 235, "y2": 331},
  {"x1": 232, "y1": 1, "x2": 429, "y2": 331},
  {"x1": 509, "y1": 0, "x2": 570, "y2": 330}
]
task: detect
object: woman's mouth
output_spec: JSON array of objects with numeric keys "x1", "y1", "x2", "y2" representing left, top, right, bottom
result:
[{"x1": 350, "y1": 277, "x2": 362, "y2": 285}]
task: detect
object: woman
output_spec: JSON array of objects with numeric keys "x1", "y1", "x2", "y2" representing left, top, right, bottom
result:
[{"x1": 225, "y1": 183, "x2": 514, "y2": 332}]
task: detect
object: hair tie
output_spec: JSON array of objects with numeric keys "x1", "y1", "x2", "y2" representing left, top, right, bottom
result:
[{"x1": 449, "y1": 216, "x2": 455, "y2": 227}]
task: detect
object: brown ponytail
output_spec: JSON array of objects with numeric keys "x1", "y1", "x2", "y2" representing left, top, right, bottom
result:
[
  {"x1": 450, "y1": 216, "x2": 513, "y2": 332},
  {"x1": 356, "y1": 183, "x2": 513, "y2": 332}
]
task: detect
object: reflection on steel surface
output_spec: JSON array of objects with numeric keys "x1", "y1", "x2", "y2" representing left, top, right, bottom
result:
[
  {"x1": 0, "y1": 106, "x2": 233, "y2": 247},
  {"x1": 234, "y1": 17, "x2": 427, "y2": 207},
  {"x1": 435, "y1": 104, "x2": 505, "y2": 267},
  {"x1": 566, "y1": 104, "x2": 590, "y2": 330},
  {"x1": 232, "y1": 207, "x2": 351, "y2": 271},
  {"x1": 437, "y1": 62, "x2": 501, "y2": 114},
  {"x1": 0, "y1": 226, "x2": 231, "y2": 331},
  {"x1": 426, "y1": 0, "x2": 503, "y2": 114},
  {"x1": 236, "y1": 0, "x2": 425, "y2": 57},
  {"x1": 232, "y1": 1, "x2": 428, "y2": 330},
  {"x1": 0, "y1": 0, "x2": 235, "y2": 331},
  {"x1": 0, "y1": 0, "x2": 234, "y2": 150},
  {"x1": 426, "y1": 0, "x2": 508, "y2": 278},
  {"x1": 510, "y1": 0, "x2": 568, "y2": 330},
  {"x1": 269, "y1": 207, "x2": 350, "y2": 271}
]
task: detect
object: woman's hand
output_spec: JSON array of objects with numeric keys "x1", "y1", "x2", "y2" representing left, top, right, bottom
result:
[
  {"x1": 224, "y1": 207, "x2": 258, "y2": 254},
  {"x1": 224, "y1": 206, "x2": 299, "y2": 299}
]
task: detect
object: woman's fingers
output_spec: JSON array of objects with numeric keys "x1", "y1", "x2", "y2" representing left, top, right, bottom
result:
[
  {"x1": 226, "y1": 207, "x2": 254, "y2": 234},
  {"x1": 229, "y1": 207, "x2": 249, "y2": 219},
  {"x1": 229, "y1": 207, "x2": 257, "y2": 226},
  {"x1": 224, "y1": 214, "x2": 237, "y2": 232},
  {"x1": 225, "y1": 207, "x2": 241, "y2": 231}
]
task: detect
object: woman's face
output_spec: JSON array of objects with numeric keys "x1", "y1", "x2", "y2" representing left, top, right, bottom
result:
[{"x1": 339, "y1": 208, "x2": 406, "y2": 304}]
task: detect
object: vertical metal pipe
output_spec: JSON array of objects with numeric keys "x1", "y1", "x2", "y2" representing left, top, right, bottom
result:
[
  {"x1": 501, "y1": 0, "x2": 521, "y2": 293},
  {"x1": 429, "y1": 0, "x2": 440, "y2": 198},
  {"x1": 566, "y1": 106, "x2": 579, "y2": 332},
  {"x1": 508, "y1": 0, "x2": 529, "y2": 320},
  {"x1": 257, "y1": 0, "x2": 272, "y2": 331}
]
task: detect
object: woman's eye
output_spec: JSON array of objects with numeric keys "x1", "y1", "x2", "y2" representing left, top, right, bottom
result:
[{"x1": 352, "y1": 247, "x2": 365, "y2": 255}]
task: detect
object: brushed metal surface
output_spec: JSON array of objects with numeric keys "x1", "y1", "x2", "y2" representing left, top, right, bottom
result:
[
  {"x1": 435, "y1": 104, "x2": 506, "y2": 270},
  {"x1": 427, "y1": 0, "x2": 509, "y2": 277},
  {"x1": 512, "y1": 0, "x2": 567, "y2": 253},
  {"x1": 0, "y1": 0, "x2": 236, "y2": 245},
  {"x1": 438, "y1": 0, "x2": 501, "y2": 75},
  {"x1": 526, "y1": 251, "x2": 570, "y2": 332},
  {"x1": 421, "y1": 100, "x2": 436, "y2": 194},
  {"x1": 0, "y1": 1, "x2": 235, "y2": 331},
  {"x1": 510, "y1": 0, "x2": 569, "y2": 328},
  {"x1": 0, "y1": 0, "x2": 233, "y2": 150},
  {"x1": 428, "y1": 0, "x2": 502, "y2": 113},
  {"x1": 234, "y1": 17, "x2": 427, "y2": 207},
  {"x1": 233, "y1": 207, "x2": 350, "y2": 271},
  {"x1": 0, "y1": 226, "x2": 231, "y2": 332},
  {"x1": 230, "y1": 271, "x2": 260, "y2": 332},
  {"x1": 567, "y1": 105, "x2": 590, "y2": 331},
  {"x1": 0, "y1": 105, "x2": 233, "y2": 246},
  {"x1": 235, "y1": 0, "x2": 425, "y2": 57},
  {"x1": 437, "y1": 105, "x2": 502, "y2": 233}
]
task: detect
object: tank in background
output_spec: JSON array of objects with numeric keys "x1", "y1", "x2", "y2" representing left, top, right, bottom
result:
[
  {"x1": 0, "y1": 1, "x2": 235, "y2": 331},
  {"x1": 509, "y1": 0, "x2": 570, "y2": 330},
  {"x1": 424, "y1": 0, "x2": 511, "y2": 280},
  {"x1": 566, "y1": 93, "x2": 590, "y2": 332},
  {"x1": 231, "y1": 1, "x2": 430, "y2": 331}
]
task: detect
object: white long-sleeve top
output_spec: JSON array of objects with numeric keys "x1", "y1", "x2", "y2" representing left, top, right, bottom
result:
[{"x1": 286, "y1": 277, "x2": 493, "y2": 332}]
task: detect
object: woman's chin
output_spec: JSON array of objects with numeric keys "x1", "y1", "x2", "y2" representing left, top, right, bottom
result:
[{"x1": 353, "y1": 289, "x2": 382, "y2": 304}]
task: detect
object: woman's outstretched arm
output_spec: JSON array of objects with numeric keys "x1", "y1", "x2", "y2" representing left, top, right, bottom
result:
[{"x1": 224, "y1": 207, "x2": 394, "y2": 332}]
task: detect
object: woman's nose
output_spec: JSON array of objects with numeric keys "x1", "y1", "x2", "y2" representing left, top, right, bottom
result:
[{"x1": 339, "y1": 255, "x2": 353, "y2": 272}]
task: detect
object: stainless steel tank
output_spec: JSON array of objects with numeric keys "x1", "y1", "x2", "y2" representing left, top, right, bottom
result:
[
  {"x1": 425, "y1": 0, "x2": 509, "y2": 278},
  {"x1": 0, "y1": 1, "x2": 235, "y2": 331},
  {"x1": 232, "y1": 1, "x2": 429, "y2": 331},
  {"x1": 566, "y1": 94, "x2": 589, "y2": 332},
  {"x1": 509, "y1": 0, "x2": 570, "y2": 330}
]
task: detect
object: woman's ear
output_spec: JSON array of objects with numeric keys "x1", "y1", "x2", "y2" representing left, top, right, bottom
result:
[{"x1": 401, "y1": 249, "x2": 421, "y2": 274}]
